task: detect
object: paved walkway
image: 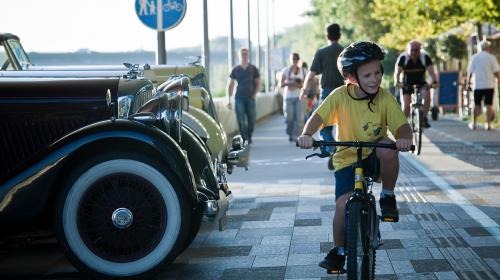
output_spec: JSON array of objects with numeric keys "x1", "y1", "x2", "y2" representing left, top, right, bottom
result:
[
  {"x1": 1, "y1": 114, "x2": 498, "y2": 279},
  {"x1": 158, "y1": 114, "x2": 500, "y2": 280}
]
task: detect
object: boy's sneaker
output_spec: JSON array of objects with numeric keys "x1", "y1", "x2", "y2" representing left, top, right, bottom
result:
[
  {"x1": 318, "y1": 247, "x2": 345, "y2": 273},
  {"x1": 379, "y1": 195, "x2": 399, "y2": 222}
]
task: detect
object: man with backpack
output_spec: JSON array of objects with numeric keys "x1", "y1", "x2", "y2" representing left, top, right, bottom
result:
[{"x1": 394, "y1": 40, "x2": 438, "y2": 128}]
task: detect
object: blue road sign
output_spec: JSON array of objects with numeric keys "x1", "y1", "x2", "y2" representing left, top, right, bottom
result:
[{"x1": 135, "y1": 0, "x2": 187, "y2": 31}]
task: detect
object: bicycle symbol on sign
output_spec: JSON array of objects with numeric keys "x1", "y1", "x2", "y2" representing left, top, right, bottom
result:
[{"x1": 163, "y1": 0, "x2": 183, "y2": 12}]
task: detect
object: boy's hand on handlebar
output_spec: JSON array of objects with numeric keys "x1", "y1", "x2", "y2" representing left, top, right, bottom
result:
[
  {"x1": 297, "y1": 134, "x2": 314, "y2": 149},
  {"x1": 396, "y1": 138, "x2": 412, "y2": 152}
]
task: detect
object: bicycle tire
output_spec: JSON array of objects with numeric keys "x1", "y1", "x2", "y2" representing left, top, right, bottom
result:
[
  {"x1": 411, "y1": 107, "x2": 423, "y2": 155},
  {"x1": 361, "y1": 203, "x2": 377, "y2": 280},
  {"x1": 346, "y1": 200, "x2": 364, "y2": 280}
]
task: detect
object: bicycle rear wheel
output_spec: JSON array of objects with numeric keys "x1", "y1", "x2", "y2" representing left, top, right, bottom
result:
[
  {"x1": 411, "y1": 107, "x2": 423, "y2": 155},
  {"x1": 362, "y1": 203, "x2": 377, "y2": 279},
  {"x1": 346, "y1": 200, "x2": 365, "y2": 280}
]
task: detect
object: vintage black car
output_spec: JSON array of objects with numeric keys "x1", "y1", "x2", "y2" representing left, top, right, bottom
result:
[{"x1": 0, "y1": 74, "x2": 229, "y2": 279}]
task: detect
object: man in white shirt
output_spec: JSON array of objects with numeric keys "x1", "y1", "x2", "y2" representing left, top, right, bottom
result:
[{"x1": 467, "y1": 40, "x2": 500, "y2": 130}]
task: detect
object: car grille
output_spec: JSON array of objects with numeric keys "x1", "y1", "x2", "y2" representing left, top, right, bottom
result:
[
  {"x1": 131, "y1": 88, "x2": 155, "y2": 115},
  {"x1": 0, "y1": 119, "x2": 88, "y2": 181}
]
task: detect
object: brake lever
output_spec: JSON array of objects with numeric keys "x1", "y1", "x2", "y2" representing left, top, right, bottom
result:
[{"x1": 305, "y1": 152, "x2": 331, "y2": 160}]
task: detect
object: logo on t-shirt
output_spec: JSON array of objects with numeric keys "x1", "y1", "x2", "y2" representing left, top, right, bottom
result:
[{"x1": 363, "y1": 122, "x2": 382, "y2": 137}]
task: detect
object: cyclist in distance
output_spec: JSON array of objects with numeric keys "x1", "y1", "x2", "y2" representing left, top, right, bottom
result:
[
  {"x1": 297, "y1": 41, "x2": 412, "y2": 271},
  {"x1": 394, "y1": 40, "x2": 438, "y2": 128}
]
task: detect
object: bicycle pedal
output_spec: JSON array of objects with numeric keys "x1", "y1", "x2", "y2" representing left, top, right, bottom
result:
[
  {"x1": 326, "y1": 268, "x2": 345, "y2": 275},
  {"x1": 380, "y1": 216, "x2": 399, "y2": 223}
]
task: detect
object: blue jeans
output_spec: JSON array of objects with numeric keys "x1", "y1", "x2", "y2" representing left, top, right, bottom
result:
[
  {"x1": 320, "y1": 87, "x2": 335, "y2": 153},
  {"x1": 235, "y1": 97, "x2": 256, "y2": 141},
  {"x1": 284, "y1": 97, "x2": 302, "y2": 139}
]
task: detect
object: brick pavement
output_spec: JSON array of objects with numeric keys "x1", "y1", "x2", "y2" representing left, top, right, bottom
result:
[{"x1": 156, "y1": 114, "x2": 500, "y2": 280}]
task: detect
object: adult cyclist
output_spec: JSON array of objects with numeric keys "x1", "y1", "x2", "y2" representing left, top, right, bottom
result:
[{"x1": 394, "y1": 40, "x2": 438, "y2": 128}]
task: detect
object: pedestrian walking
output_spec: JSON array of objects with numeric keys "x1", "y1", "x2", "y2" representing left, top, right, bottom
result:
[
  {"x1": 226, "y1": 48, "x2": 261, "y2": 144},
  {"x1": 301, "y1": 62, "x2": 320, "y2": 125},
  {"x1": 466, "y1": 40, "x2": 500, "y2": 130},
  {"x1": 301, "y1": 23, "x2": 345, "y2": 169},
  {"x1": 281, "y1": 53, "x2": 306, "y2": 142}
]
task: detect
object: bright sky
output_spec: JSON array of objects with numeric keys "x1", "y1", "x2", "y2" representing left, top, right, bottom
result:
[{"x1": 2, "y1": 0, "x2": 312, "y2": 53}]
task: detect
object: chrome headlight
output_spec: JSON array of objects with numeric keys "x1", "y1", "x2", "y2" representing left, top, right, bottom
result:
[{"x1": 118, "y1": 95, "x2": 133, "y2": 118}]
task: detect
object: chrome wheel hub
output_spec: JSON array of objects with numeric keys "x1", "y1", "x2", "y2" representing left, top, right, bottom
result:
[{"x1": 111, "y1": 208, "x2": 134, "y2": 229}]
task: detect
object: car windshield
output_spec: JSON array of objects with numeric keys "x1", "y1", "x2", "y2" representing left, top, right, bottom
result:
[
  {"x1": 7, "y1": 39, "x2": 31, "y2": 70},
  {"x1": 0, "y1": 41, "x2": 14, "y2": 70}
]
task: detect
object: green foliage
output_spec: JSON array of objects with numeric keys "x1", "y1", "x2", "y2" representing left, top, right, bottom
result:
[
  {"x1": 439, "y1": 34, "x2": 467, "y2": 60},
  {"x1": 275, "y1": 22, "x2": 321, "y2": 63}
]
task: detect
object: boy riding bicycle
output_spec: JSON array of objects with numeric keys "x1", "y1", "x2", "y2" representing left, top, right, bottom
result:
[{"x1": 297, "y1": 41, "x2": 412, "y2": 271}]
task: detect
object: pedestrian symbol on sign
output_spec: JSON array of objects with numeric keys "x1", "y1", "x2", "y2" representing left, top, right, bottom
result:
[{"x1": 135, "y1": 0, "x2": 187, "y2": 31}]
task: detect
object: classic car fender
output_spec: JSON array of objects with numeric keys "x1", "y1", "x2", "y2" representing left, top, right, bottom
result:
[
  {"x1": 187, "y1": 107, "x2": 228, "y2": 162},
  {"x1": 179, "y1": 124, "x2": 219, "y2": 199},
  {"x1": 0, "y1": 119, "x2": 197, "y2": 226}
]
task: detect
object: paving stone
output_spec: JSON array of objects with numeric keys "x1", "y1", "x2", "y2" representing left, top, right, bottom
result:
[
  {"x1": 380, "y1": 239, "x2": 404, "y2": 250},
  {"x1": 411, "y1": 259, "x2": 452, "y2": 273},
  {"x1": 392, "y1": 260, "x2": 416, "y2": 273},
  {"x1": 221, "y1": 266, "x2": 286, "y2": 280},
  {"x1": 428, "y1": 248, "x2": 446, "y2": 259},
  {"x1": 182, "y1": 246, "x2": 252, "y2": 258},
  {"x1": 291, "y1": 233, "x2": 329, "y2": 243},
  {"x1": 387, "y1": 248, "x2": 432, "y2": 261},
  {"x1": 320, "y1": 205, "x2": 334, "y2": 212},
  {"x1": 434, "y1": 271, "x2": 460, "y2": 280},
  {"x1": 241, "y1": 219, "x2": 295, "y2": 229},
  {"x1": 395, "y1": 272, "x2": 437, "y2": 279},
  {"x1": 464, "y1": 227, "x2": 492, "y2": 237},
  {"x1": 290, "y1": 242, "x2": 320, "y2": 254},
  {"x1": 287, "y1": 253, "x2": 323, "y2": 266},
  {"x1": 261, "y1": 235, "x2": 292, "y2": 245},
  {"x1": 294, "y1": 219, "x2": 322, "y2": 227},
  {"x1": 471, "y1": 246, "x2": 500, "y2": 258},
  {"x1": 319, "y1": 242, "x2": 333, "y2": 253},
  {"x1": 273, "y1": 206, "x2": 297, "y2": 214},
  {"x1": 376, "y1": 257, "x2": 396, "y2": 275},
  {"x1": 373, "y1": 274, "x2": 397, "y2": 279},
  {"x1": 401, "y1": 237, "x2": 436, "y2": 248},
  {"x1": 189, "y1": 256, "x2": 255, "y2": 269},
  {"x1": 259, "y1": 201, "x2": 298, "y2": 208},
  {"x1": 236, "y1": 227, "x2": 294, "y2": 239},
  {"x1": 285, "y1": 265, "x2": 330, "y2": 279},
  {"x1": 252, "y1": 255, "x2": 288, "y2": 268},
  {"x1": 250, "y1": 244, "x2": 290, "y2": 256}
]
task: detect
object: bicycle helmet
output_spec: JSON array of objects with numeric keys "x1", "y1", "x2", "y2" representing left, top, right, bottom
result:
[
  {"x1": 337, "y1": 41, "x2": 386, "y2": 112},
  {"x1": 337, "y1": 41, "x2": 385, "y2": 78}
]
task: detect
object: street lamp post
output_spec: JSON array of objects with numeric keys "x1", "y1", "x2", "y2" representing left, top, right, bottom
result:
[
  {"x1": 228, "y1": 0, "x2": 235, "y2": 71},
  {"x1": 202, "y1": 0, "x2": 210, "y2": 84}
]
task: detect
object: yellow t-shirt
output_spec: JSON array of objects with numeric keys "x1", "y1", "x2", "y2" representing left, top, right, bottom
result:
[{"x1": 315, "y1": 84, "x2": 408, "y2": 171}]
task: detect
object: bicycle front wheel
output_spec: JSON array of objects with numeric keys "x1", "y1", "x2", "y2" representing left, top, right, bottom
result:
[
  {"x1": 346, "y1": 200, "x2": 365, "y2": 280},
  {"x1": 411, "y1": 107, "x2": 423, "y2": 155}
]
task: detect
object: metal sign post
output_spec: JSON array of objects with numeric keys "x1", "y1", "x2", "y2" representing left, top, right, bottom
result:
[{"x1": 135, "y1": 0, "x2": 187, "y2": 64}]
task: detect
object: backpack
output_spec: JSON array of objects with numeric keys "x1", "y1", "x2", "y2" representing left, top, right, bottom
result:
[{"x1": 402, "y1": 51, "x2": 428, "y2": 68}]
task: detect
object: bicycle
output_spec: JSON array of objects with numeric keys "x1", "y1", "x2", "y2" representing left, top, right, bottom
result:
[
  {"x1": 302, "y1": 140, "x2": 413, "y2": 279},
  {"x1": 396, "y1": 83, "x2": 436, "y2": 155}
]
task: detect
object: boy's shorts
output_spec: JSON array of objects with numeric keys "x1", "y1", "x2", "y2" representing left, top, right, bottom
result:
[{"x1": 334, "y1": 150, "x2": 380, "y2": 200}]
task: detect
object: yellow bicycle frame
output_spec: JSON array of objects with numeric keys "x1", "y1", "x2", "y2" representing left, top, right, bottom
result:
[{"x1": 354, "y1": 167, "x2": 364, "y2": 191}]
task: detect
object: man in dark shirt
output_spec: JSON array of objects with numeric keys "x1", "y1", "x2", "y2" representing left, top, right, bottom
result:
[
  {"x1": 301, "y1": 23, "x2": 344, "y2": 167},
  {"x1": 394, "y1": 40, "x2": 438, "y2": 128},
  {"x1": 227, "y1": 48, "x2": 260, "y2": 144}
]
